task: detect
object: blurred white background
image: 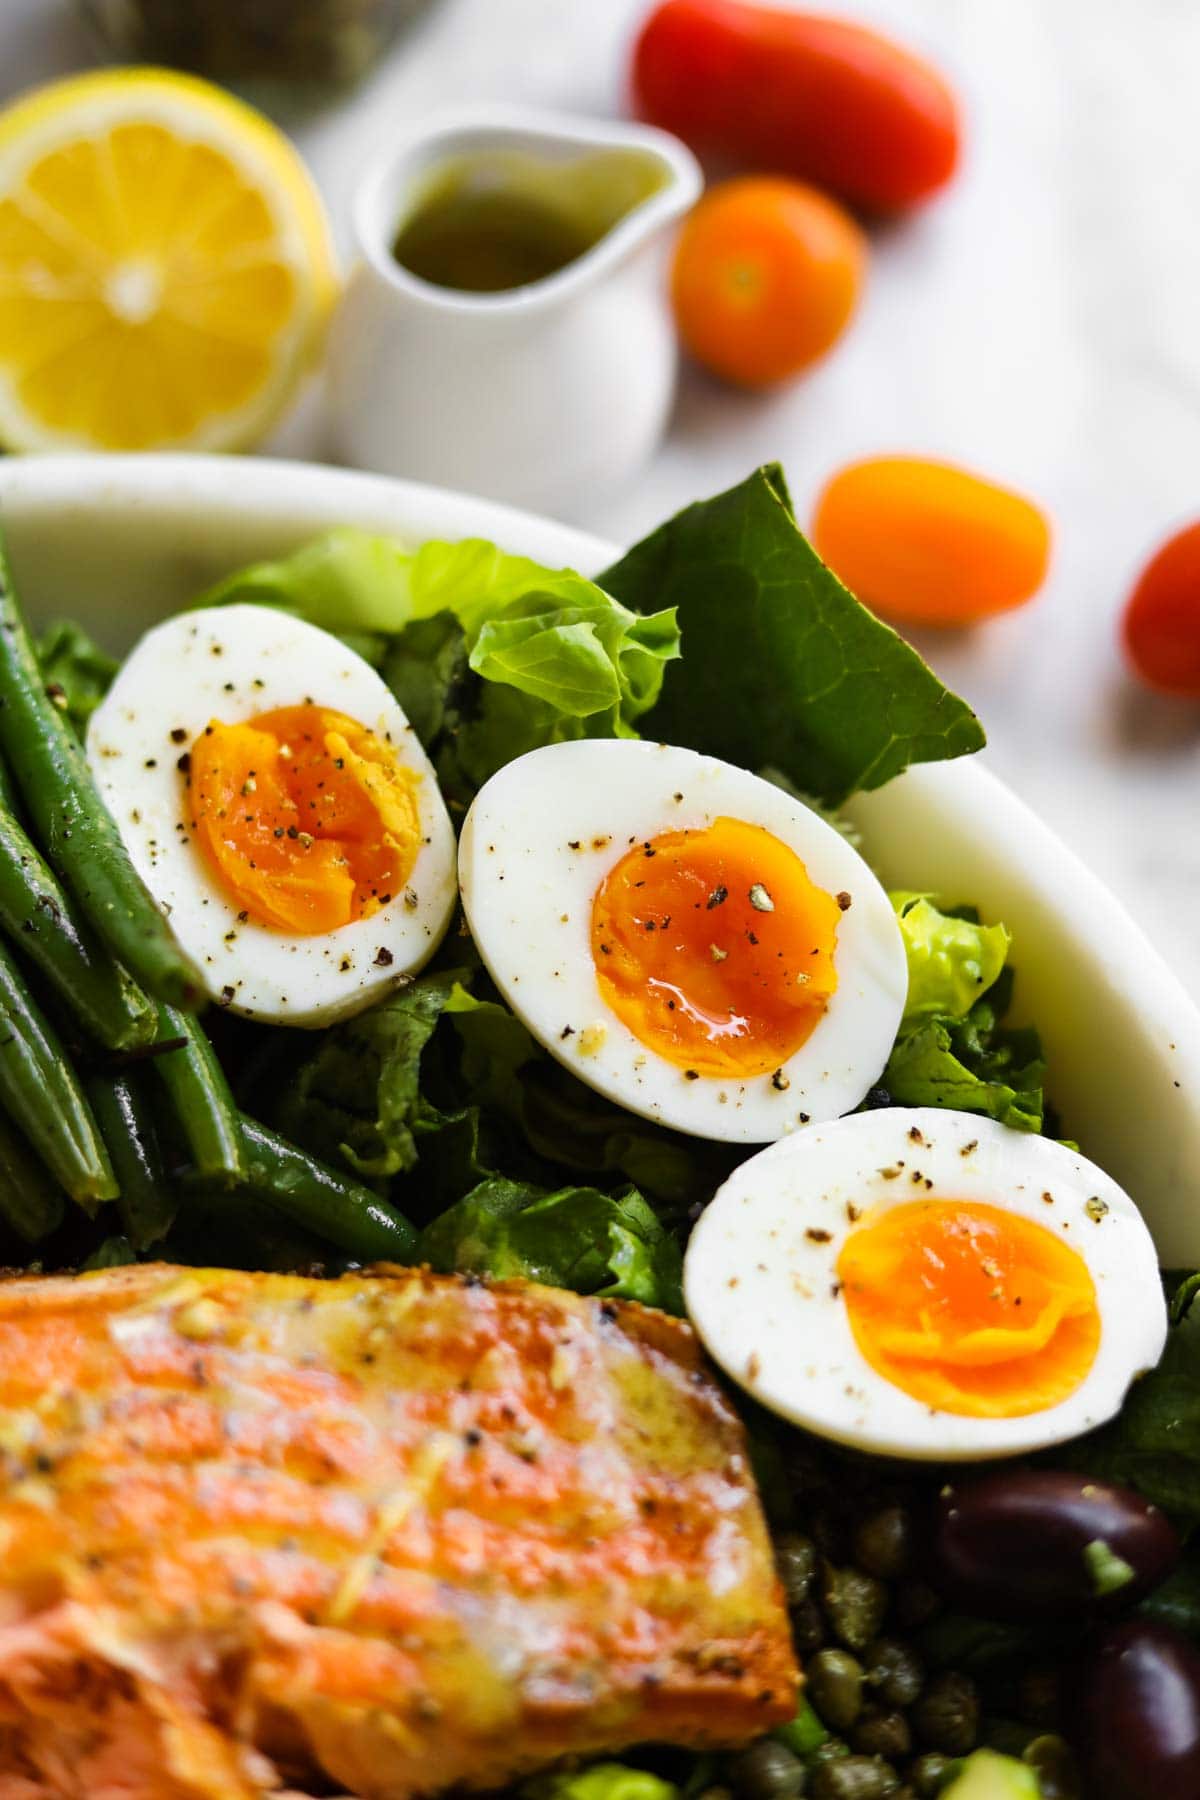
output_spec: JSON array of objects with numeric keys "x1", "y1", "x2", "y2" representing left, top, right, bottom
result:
[{"x1": 4, "y1": 0, "x2": 1200, "y2": 996}]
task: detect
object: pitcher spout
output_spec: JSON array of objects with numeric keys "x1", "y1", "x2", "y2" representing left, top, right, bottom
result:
[{"x1": 352, "y1": 105, "x2": 703, "y2": 311}]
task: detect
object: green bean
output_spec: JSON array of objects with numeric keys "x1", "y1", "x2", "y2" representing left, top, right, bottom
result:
[
  {"x1": 86, "y1": 1070, "x2": 175, "y2": 1250},
  {"x1": 0, "y1": 938, "x2": 116, "y2": 1207},
  {"x1": 0, "y1": 787, "x2": 155, "y2": 1050},
  {"x1": 0, "y1": 1109, "x2": 65, "y2": 1244},
  {"x1": 0, "y1": 536, "x2": 201, "y2": 1007},
  {"x1": 235, "y1": 1114, "x2": 417, "y2": 1262},
  {"x1": 151, "y1": 1002, "x2": 244, "y2": 1184}
]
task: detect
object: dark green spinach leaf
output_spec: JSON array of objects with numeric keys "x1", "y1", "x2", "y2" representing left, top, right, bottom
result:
[{"x1": 601, "y1": 465, "x2": 984, "y2": 806}]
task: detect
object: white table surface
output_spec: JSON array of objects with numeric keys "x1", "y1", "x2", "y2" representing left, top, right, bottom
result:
[{"x1": 5, "y1": 0, "x2": 1200, "y2": 1001}]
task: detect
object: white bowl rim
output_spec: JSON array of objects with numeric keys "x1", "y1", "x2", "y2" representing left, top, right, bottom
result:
[{"x1": 1, "y1": 452, "x2": 1198, "y2": 1264}]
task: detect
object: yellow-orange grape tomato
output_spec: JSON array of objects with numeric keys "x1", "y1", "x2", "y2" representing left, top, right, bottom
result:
[{"x1": 812, "y1": 457, "x2": 1052, "y2": 627}]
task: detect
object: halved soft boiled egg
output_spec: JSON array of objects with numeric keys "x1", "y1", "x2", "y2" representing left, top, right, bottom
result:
[
  {"x1": 458, "y1": 740, "x2": 907, "y2": 1141},
  {"x1": 685, "y1": 1108, "x2": 1167, "y2": 1460},
  {"x1": 87, "y1": 605, "x2": 456, "y2": 1026}
]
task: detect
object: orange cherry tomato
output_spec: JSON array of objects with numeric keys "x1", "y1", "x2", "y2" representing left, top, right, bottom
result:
[
  {"x1": 1122, "y1": 523, "x2": 1200, "y2": 699},
  {"x1": 812, "y1": 457, "x2": 1052, "y2": 628},
  {"x1": 671, "y1": 177, "x2": 866, "y2": 389}
]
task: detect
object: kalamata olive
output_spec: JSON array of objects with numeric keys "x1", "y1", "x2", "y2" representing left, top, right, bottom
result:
[
  {"x1": 932, "y1": 1470, "x2": 1180, "y2": 1623},
  {"x1": 1074, "y1": 1619, "x2": 1200, "y2": 1800}
]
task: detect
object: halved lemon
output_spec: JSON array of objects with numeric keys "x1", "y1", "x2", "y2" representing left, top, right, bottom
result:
[{"x1": 0, "y1": 69, "x2": 338, "y2": 452}]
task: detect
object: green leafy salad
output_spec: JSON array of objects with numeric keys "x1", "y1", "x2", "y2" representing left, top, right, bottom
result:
[{"x1": 0, "y1": 465, "x2": 1195, "y2": 1800}]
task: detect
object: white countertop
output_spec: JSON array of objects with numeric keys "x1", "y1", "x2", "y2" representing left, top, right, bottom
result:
[{"x1": 6, "y1": 0, "x2": 1200, "y2": 999}]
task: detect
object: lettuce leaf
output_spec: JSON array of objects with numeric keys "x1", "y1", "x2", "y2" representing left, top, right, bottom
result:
[
  {"x1": 200, "y1": 530, "x2": 679, "y2": 792},
  {"x1": 601, "y1": 465, "x2": 984, "y2": 806},
  {"x1": 883, "y1": 968, "x2": 1046, "y2": 1132},
  {"x1": 880, "y1": 897, "x2": 1044, "y2": 1130},
  {"x1": 420, "y1": 1177, "x2": 684, "y2": 1311},
  {"x1": 893, "y1": 892, "x2": 1010, "y2": 1024}
]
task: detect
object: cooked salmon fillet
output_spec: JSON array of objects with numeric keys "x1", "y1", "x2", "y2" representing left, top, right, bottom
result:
[{"x1": 0, "y1": 1264, "x2": 796, "y2": 1799}]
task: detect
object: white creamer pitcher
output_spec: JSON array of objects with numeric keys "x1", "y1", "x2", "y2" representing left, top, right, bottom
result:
[{"x1": 326, "y1": 106, "x2": 702, "y2": 519}]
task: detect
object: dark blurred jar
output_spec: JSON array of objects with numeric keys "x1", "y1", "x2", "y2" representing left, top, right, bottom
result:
[{"x1": 76, "y1": 0, "x2": 435, "y2": 95}]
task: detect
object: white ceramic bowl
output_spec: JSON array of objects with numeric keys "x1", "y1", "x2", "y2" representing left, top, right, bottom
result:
[{"x1": 2, "y1": 454, "x2": 1198, "y2": 1263}]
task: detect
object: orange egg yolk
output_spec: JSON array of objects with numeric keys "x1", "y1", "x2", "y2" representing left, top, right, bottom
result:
[
  {"x1": 589, "y1": 816, "x2": 841, "y2": 1079},
  {"x1": 188, "y1": 704, "x2": 422, "y2": 935},
  {"x1": 837, "y1": 1200, "x2": 1100, "y2": 1418}
]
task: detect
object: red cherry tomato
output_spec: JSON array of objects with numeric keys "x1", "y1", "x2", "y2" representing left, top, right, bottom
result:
[
  {"x1": 1123, "y1": 522, "x2": 1200, "y2": 699},
  {"x1": 632, "y1": 0, "x2": 961, "y2": 214}
]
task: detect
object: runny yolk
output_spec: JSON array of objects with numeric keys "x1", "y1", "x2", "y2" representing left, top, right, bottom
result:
[
  {"x1": 589, "y1": 816, "x2": 841, "y2": 1079},
  {"x1": 837, "y1": 1200, "x2": 1100, "y2": 1418},
  {"x1": 189, "y1": 703, "x2": 423, "y2": 935}
]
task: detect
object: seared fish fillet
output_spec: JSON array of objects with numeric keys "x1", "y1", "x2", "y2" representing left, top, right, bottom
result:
[{"x1": 0, "y1": 1264, "x2": 796, "y2": 1799}]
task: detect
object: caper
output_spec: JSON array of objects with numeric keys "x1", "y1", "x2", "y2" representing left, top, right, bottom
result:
[
  {"x1": 893, "y1": 1579, "x2": 942, "y2": 1630},
  {"x1": 907, "y1": 1758, "x2": 954, "y2": 1800},
  {"x1": 912, "y1": 1672, "x2": 980, "y2": 1756},
  {"x1": 1017, "y1": 1665, "x2": 1060, "y2": 1729},
  {"x1": 776, "y1": 1532, "x2": 819, "y2": 1606},
  {"x1": 811, "y1": 1755, "x2": 902, "y2": 1800},
  {"x1": 822, "y1": 1565, "x2": 889, "y2": 1653},
  {"x1": 812, "y1": 1508, "x2": 849, "y2": 1561},
  {"x1": 726, "y1": 1738, "x2": 808, "y2": 1800},
  {"x1": 863, "y1": 1638, "x2": 924, "y2": 1710},
  {"x1": 791, "y1": 1596, "x2": 827, "y2": 1654},
  {"x1": 853, "y1": 1506, "x2": 913, "y2": 1581},
  {"x1": 852, "y1": 1708, "x2": 912, "y2": 1762},
  {"x1": 1023, "y1": 1734, "x2": 1080, "y2": 1800},
  {"x1": 808, "y1": 1649, "x2": 866, "y2": 1731}
]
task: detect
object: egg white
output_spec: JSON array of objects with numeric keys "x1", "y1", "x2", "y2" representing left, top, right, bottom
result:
[
  {"x1": 684, "y1": 1107, "x2": 1167, "y2": 1460},
  {"x1": 457, "y1": 739, "x2": 907, "y2": 1142},
  {"x1": 87, "y1": 604, "x2": 457, "y2": 1027}
]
